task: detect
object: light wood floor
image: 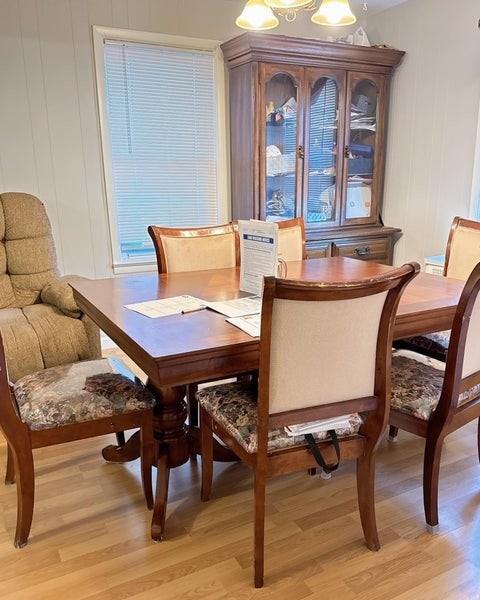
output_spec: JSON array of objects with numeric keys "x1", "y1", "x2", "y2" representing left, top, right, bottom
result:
[{"x1": 1, "y1": 350, "x2": 480, "y2": 599}]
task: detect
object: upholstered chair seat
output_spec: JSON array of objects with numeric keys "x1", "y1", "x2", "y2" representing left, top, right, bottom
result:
[
  {"x1": 197, "y1": 381, "x2": 362, "y2": 453},
  {"x1": 1, "y1": 337, "x2": 155, "y2": 548},
  {"x1": 391, "y1": 351, "x2": 477, "y2": 421},
  {"x1": 14, "y1": 358, "x2": 154, "y2": 431},
  {"x1": 394, "y1": 330, "x2": 450, "y2": 362}
]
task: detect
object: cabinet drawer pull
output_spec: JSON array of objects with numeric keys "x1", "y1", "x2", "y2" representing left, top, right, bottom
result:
[
  {"x1": 297, "y1": 145, "x2": 305, "y2": 160},
  {"x1": 355, "y1": 246, "x2": 371, "y2": 257}
]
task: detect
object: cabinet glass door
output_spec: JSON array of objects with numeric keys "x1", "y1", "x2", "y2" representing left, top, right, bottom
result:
[
  {"x1": 304, "y1": 70, "x2": 345, "y2": 226},
  {"x1": 343, "y1": 74, "x2": 384, "y2": 224},
  {"x1": 261, "y1": 65, "x2": 303, "y2": 221}
]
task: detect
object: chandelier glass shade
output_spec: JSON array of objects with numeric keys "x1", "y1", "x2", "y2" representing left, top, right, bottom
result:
[
  {"x1": 311, "y1": 0, "x2": 357, "y2": 26},
  {"x1": 236, "y1": 0, "x2": 359, "y2": 30},
  {"x1": 235, "y1": 0, "x2": 280, "y2": 30}
]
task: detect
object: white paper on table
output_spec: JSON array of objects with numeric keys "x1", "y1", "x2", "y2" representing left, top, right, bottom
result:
[
  {"x1": 238, "y1": 220, "x2": 278, "y2": 296},
  {"x1": 205, "y1": 296, "x2": 261, "y2": 318},
  {"x1": 226, "y1": 314, "x2": 261, "y2": 338},
  {"x1": 125, "y1": 295, "x2": 206, "y2": 318},
  {"x1": 284, "y1": 414, "x2": 356, "y2": 437}
]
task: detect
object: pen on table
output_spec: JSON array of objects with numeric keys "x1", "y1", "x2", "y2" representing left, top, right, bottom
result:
[{"x1": 181, "y1": 306, "x2": 206, "y2": 315}]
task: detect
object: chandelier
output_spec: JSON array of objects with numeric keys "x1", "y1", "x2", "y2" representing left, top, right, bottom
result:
[{"x1": 236, "y1": 0, "x2": 361, "y2": 31}]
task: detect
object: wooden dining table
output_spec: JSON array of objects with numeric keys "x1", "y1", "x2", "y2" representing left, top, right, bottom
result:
[{"x1": 72, "y1": 256, "x2": 464, "y2": 539}]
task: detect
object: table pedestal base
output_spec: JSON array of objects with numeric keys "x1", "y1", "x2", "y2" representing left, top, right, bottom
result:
[{"x1": 100, "y1": 382, "x2": 238, "y2": 540}]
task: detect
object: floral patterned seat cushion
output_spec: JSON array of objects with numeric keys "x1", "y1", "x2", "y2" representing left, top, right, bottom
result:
[
  {"x1": 197, "y1": 381, "x2": 362, "y2": 454},
  {"x1": 394, "y1": 330, "x2": 450, "y2": 362},
  {"x1": 391, "y1": 351, "x2": 479, "y2": 421},
  {"x1": 13, "y1": 358, "x2": 154, "y2": 431}
]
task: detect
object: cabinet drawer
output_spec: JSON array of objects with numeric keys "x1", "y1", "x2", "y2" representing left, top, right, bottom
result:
[
  {"x1": 333, "y1": 237, "x2": 390, "y2": 262},
  {"x1": 306, "y1": 242, "x2": 331, "y2": 259}
]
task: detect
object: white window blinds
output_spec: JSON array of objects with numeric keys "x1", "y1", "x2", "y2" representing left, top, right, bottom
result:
[{"x1": 103, "y1": 40, "x2": 220, "y2": 263}]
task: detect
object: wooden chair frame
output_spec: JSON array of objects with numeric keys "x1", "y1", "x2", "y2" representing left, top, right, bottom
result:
[
  {"x1": 443, "y1": 216, "x2": 480, "y2": 277},
  {"x1": 200, "y1": 263, "x2": 419, "y2": 587},
  {"x1": 389, "y1": 261, "x2": 480, "y2": 532},
  {"x1": 147, "y1": 223, "x2": 240, "y2": 275},
  {"x1": 0, "y1": 341, "x2": 155, "y2": 548}
]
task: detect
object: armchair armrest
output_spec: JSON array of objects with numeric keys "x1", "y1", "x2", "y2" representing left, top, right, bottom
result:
[{"x1": 40, "y1": 275, "x2": 86, "y2": 318}]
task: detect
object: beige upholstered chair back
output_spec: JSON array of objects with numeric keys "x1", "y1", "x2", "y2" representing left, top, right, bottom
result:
[
  {"x1": 277, "y1": 219, "x2": 305, "y2": 262},
  {"x1": 148, "y1": 225, "x2": 238, "y2": 274},
  {"x1": 267, "y1": 291, "x2": 388, "y2": 414},
  {"x1": 462, "y1": 292, "x2": 480, "y2": 378},
  {"x1": 445, "y1": 219, "x2": 480, "y2": 281},
  {"x1": 0, "y1": 193, "x2": 57, "y2": 308}
]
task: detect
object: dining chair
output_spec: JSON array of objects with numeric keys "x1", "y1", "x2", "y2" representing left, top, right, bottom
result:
[
  {"x1": 395, "y1": 217, "x2": 480, "y2": 363},
  {"x1": 198, "y1": 263, "x2": 419, "y2": 587},
  {"x1": 0, "y1": 334, "x2": 155, "y2": 548},
  {"x1": 148, "y1": 223, "x2": 239, "y2": 274},
  {"x1": 147, "y1": 223, "x2": 241, "y2": 447},
  {"x1": 390, "y1": 261, "x2": 480, "y2": 533},
  {"x1": 390, "y1": 217, "x2": 480, "y2": 442},
  {"x1": 277, "y1": 218, "x2": 307, "y2": 262}
]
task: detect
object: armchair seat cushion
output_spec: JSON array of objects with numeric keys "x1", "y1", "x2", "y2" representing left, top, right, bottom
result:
[
  {"x1": 197, "y1": 382, "x2": 362, "y2": 454},
  {"x1": 394, "y1": 330, "x2": 450, "y2": 362},
  {"x1": 23, "y1": 304, "x2": 94, "y2": 369},
  {"x1": 391, "y1": 351, "x2": 478, "y2": 421},
  {"x1": 0, "y1": 308, "x2": 44, "y2": 381},
  {"x1": 14, "y1": 358, "x2": 154, "y2": 431}
]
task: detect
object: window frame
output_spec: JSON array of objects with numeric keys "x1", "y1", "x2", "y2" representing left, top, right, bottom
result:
[{"x1": 92, "y1": 26, "x2": 229, "y2": 273}]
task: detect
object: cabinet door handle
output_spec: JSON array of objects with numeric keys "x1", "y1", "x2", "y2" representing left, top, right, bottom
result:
[
  {"x1": 344, "y1": 145, "x2": 350, "y2": 159},
  {"x1": 355, "y1": 246, "x2": 371, "y2": 257},
  {"x1": 297, "y1": 145, "x2": 305, "y2": 160}
]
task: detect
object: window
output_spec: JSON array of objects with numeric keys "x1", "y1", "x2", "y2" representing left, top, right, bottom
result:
[{"x1": 94, "y1": 28, "x2": 227, "y2": 269}]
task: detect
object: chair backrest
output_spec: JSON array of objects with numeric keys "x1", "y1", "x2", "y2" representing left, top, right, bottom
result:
[
  {"x1": 0, "y1": 193, "x2": 58, "y2": 308},
  {"x1": 277, "y1": 218, "x2": 306, "y2": 262},
  {"x1": 444, "y1": 217, "x2": 480, "y2": 280},
  {"x1": 148, "y1": 224, "x2": 239, "y2": 274},
  {"x1": 439, "y1": 262, "x2": 480, "y2": 417},
  {"x1": 257, "y1": 263, "x2": 419, "y2": 443}
]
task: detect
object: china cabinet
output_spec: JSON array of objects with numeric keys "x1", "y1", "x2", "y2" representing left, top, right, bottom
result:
[{"x1": 221, "y1": 33, "x2": 405, "y2": 264}]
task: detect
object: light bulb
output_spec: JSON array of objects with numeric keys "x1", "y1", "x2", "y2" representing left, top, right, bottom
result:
[
  {"x1": 236, "y1": 0, "x2": 280, "y2": 30},
  {"x1": 311, "y1": 0, "x2": 357, "y2": 26}
]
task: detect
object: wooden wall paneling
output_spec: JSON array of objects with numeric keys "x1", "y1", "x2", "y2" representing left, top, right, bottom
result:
[
  {"x1": 126, "y1": 0, "x2": 150, "y2": 31},
  {"x1": 368, "y1": 0, "x2": 480, "y2": 265},
  {"x1": 71, "y1": 0, "x2": 114, "y2": 278},
  {"x1": 36, "y1": 0, "x2": 96, "y2": 276},
  {"x1": 0, "y1": 1, "x2": 38, "y2": 194},
  {"x1": 111, "y1": 0, "x2": 129, "y2": 29},
  {"x1": 17, "y1": 0, "x2": 64, "y2": 271},
  {"x1": 148, "y1": 1, "x2": 180, "y2": 35}
]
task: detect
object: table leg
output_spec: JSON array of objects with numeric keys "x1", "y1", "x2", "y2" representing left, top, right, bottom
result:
[{"x1": 151, "y1": 452, "x2": 169, "y2": 541}]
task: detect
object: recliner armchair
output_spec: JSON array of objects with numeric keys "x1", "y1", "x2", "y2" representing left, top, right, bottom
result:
[{"x1": 0, "y1": 192, "x2": 100, "y2": 382}]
